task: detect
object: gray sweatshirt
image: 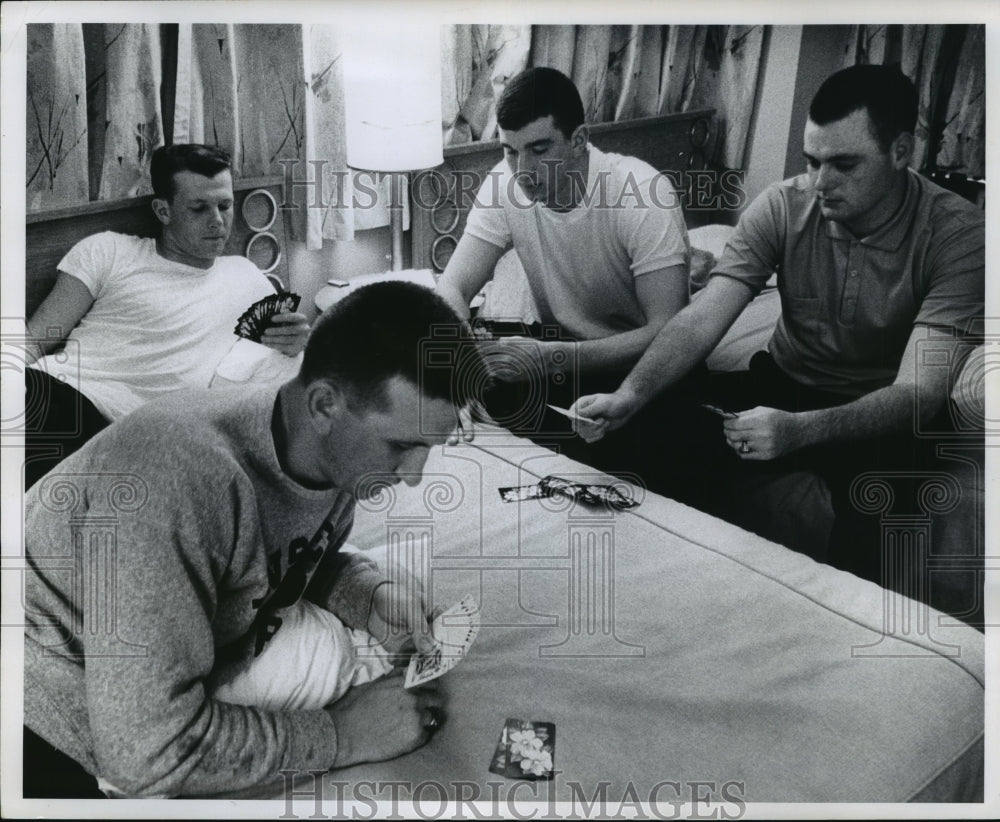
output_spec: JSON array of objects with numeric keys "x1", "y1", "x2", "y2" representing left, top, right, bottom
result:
[{"x1": 24, "y1": 385, "x2": 385, "y2": 797}]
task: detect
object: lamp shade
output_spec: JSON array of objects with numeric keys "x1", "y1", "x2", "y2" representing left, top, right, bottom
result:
[{"x1": 343, "y1": 26, "x2": 443, "y2": 172}]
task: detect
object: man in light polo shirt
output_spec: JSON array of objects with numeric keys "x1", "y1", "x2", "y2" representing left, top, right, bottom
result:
[{"x1": 573, "y1": 65, "x2": 984, "y2": 610}]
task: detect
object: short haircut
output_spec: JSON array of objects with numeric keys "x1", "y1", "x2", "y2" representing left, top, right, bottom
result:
[
  {"x1": 809, "y1": 65, "x2": 918, "y2": 151},
  {"x1": 300, "y1": 281, "x2": 486, "y2": 411},
  {"x1": 150, "y1": 144, "x2": 232, "y2": 201},
  {"x1": 497, "y1": 67, "x2": 585, "y2": 139}
]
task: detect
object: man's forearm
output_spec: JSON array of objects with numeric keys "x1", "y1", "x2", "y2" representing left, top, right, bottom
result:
[
  {"x1": 436, "y1": 280, "x2": 472, "y2": 321},
  {"x1": 570, "y1": 323, "x2": 668, "y2": 374},
  {"x1": 618, "y1": 311, "x2": 721, "y2": 406},
  {"x1": 24, "y1": 318, "x2": 62, "y2": 365},
  {"x1": 792, "y1": 383, "x2": 926, "y2": 450},
  {"x1": 618, "y1": 278, "x2": 753, "y2": 407}
]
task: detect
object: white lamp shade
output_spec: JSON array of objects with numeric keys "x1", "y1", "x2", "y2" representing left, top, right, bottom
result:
[{"x1": 343, "y1": 26, "x2": 443, "y2": 172}]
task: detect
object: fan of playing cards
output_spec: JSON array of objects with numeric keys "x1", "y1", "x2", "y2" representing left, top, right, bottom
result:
[
  {"x1": 234, "y1": 292, "x2": 302, "y2": 343},
  {"x1": 404, "y1": 595, "x2": 481, "y2": 689}
]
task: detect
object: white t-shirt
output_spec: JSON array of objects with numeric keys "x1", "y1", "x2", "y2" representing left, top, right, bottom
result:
[
  {"x1": 464, "y1": 145, "x2": 690, "y2": 340},
  {"x1": 31, "y1": 232, "x2": 275, "y2": 420}
]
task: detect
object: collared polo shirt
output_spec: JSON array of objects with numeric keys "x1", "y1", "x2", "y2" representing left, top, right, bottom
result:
[{"x1": 711, "y1": 169, "x2": 984, "y2": 397}]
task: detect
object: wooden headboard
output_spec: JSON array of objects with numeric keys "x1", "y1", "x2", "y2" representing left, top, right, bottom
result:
[
  {"x1": 410, "y1": 109, "x2": 721, "y2": 274},
  {"x1": 25, "y1": 176, "x2": 290, "y2": 317}
]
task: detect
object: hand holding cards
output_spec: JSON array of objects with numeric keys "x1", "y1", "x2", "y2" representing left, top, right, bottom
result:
[
  {"x1": 547, "y1": 403, "x2": 604, "y2": 440},
  {"x1": 404, "y1": 595, "x2": 480, "y2": 689},
  {"x1": 234, "y1": 292, "x2": 302, "y2": 343},
  {"x1": 700, "y1": 403, "x2": 738, "y2": 419}
]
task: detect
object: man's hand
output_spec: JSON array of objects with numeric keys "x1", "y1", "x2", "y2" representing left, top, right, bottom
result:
[
  {"x1": 722, "y1": 406, "x2": 806, "y2": 461},
  {"x1": 326, "y1": 672, "x2": 445, "y2": 767},
  {"x1": 445, "y1": 401, "x2": 495, "y2": 445},
  {"x1": 569, "y1": 389, "x2": 640, "y2": 443},
  {"x1": 261, "y1": 312, "x2": 310, "y2": 356},
  {"x1": 367, "y1": 576, "x2": 437, "y2": 660}
]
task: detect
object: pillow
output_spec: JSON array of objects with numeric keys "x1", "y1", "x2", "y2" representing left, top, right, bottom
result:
[
  {"x1": 478, "y1": 250, "x2": 541, "y2": 323},
  {"x1": 687, "y1": 223, "x2": 778, "y2": 292},
  {"x1": 209, "y1": 338, "x2": 302, "y2": 389},
  {"x1": 687, "y1": 224, "x2": 735, "y2": 293}
]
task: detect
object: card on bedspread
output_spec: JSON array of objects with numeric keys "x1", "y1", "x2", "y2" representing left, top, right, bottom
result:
[{"x1": 246, "y1": 427, "x2": 984, "y2": 803}]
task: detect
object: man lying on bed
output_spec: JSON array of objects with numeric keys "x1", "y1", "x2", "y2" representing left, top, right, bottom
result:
[
  {"x1": 435, "y1": 67, "x2": 704, "y2": 488},
  {"x1": 23, "y1": 143, "x2": 310, "y2": 489},
  {"x1": 572, "y1": 66, "x2": 984, "y2": 608},
  {"x1": 23, "y1": 281, "x2": 478, "y2": 799}
]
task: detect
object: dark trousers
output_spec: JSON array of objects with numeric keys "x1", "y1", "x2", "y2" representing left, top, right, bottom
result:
[
  {"x1": 700, "y1": 352, "x2": 983, "y2": 624},
  {"x1": 23, "y1": 726, "x2": 104, "y2": 799},
  {"x1": 24, "y1": 368, "x2": 110, "y2": 490}
]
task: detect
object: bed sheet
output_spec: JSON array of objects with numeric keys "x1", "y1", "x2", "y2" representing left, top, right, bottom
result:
[{"x1": 264, "y1": 428, "x2": 985, "y2": 804}]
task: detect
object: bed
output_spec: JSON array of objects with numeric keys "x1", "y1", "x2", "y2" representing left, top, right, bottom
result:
[{"x1": 250, "y1": 425, "x2": 985, "y2": 804}]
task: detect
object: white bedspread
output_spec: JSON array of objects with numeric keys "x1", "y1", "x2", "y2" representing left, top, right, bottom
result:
[{"x1": 288, "y1": 427, "x2": 985, "y2": 805}]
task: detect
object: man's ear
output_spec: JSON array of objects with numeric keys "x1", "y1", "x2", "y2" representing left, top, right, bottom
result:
[
  {"x1": 570, "y1": 124, "x2": 589, "y2": 154},
  {"x1": 304, "y1": 378, "x2": 347, "y2": 433},
  {"x1": 890, "y1": 132, "x2": 914, "y2": 170},
  {"x1": 151, "y1": 197, "x2": 171, "y2": 226}
]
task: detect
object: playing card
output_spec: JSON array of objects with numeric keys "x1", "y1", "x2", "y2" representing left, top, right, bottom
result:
[
  {"x1": 498, "y1": 484, "x2": 548, "y2": 503},
  {"x1": 275, "y1": 293, "x2": 301, "y2": 314},
  {"x1": 700, "y1": 403, "x2": 738, "y2": 419},
  {"x1": 488, "y1": 719, "x2": 556, "y2": 780},
  {"x1": 546, "y1": 403, "x2": 589, "y2": 422},
  {"x1": 404, "y1": 595, "x2": 480, "y2": 689},
  {"x1": 488, "y1": 724, "x2": 509, "y2": 776}
]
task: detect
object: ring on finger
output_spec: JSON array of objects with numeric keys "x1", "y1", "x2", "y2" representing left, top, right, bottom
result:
[
  {"x1": 424, "y1": 706, "x2": 444, "y2": 730},
  {"x1": 739, "y1": 440, "x2": 751, "y2": 454}
]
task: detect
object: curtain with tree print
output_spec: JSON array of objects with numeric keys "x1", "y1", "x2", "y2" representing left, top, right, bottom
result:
[
  {"x1": 441, "y1": 24, "x2": 766, "y2": 171},
  {"x1": 841, "y1": 24, "x2": 984, "y2": 179},
  {"x1": 25, "y1": 23, "x2": 358, "y2": 248}
]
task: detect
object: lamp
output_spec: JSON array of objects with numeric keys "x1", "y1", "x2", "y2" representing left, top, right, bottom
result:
[{"x1": 343, "y1": 26, "x2": 443, "y2": 270}]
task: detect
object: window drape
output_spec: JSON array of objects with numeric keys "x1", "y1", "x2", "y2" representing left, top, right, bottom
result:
[
  {"x1": 840, "y1": 24, "x2": 984, "y2": 179},
  {"x1": 440, "y1": 24, "x2": 767, "y2": 171},
  {"x1": 25, "y1": 23, "x2": 361, "y2": 249},
  {"x1": 26, "y1": 23, "x2": 985, "y2": 234}
]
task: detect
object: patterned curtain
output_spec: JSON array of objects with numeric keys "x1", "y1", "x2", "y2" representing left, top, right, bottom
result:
[
  {"x1": 25, "y1": 23, "x2": 358, "y2": 248},
  {"x1": 26, "y1": 24, "x2": 89, "y2": 211},
  {"x1": 840, "y1": 24, "x2": 985, "y2": 179},
  {"x1": 97, "y1": 25, "x2": 165, "y2": 200},
  {"x1": 441, "y1": 24, "x2": 766, "y2": 170}
]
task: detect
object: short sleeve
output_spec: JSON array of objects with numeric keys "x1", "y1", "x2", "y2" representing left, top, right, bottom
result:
[
  {"x1": 462, "y1": 161, "x2": 513, "y2": 251},
  {"x1": 709, "y1": 184, "x2": 786, "y2": 297},
  {"x1": 56, "y1": 231, "x2": 125, "y2": 300},
  {"x1": 915, "y1": 210, "x2": 984, "y2": 337},
  {"x1": 622, "y1": 171, "x2": 690, "y2": 276}
]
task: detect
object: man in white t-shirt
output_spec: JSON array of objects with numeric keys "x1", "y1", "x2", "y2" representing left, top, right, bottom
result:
[
  {"x1": 436, "y1": 67, "x2": 698, "y2": 482},
  {"x1": 24, "y1": 143, "x2": 309, "y2": 488}
]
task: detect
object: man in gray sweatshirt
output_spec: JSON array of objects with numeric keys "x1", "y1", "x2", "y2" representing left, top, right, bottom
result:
[{"x1": 23, "y1": 281, "x2": 481, "y2": 798}]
